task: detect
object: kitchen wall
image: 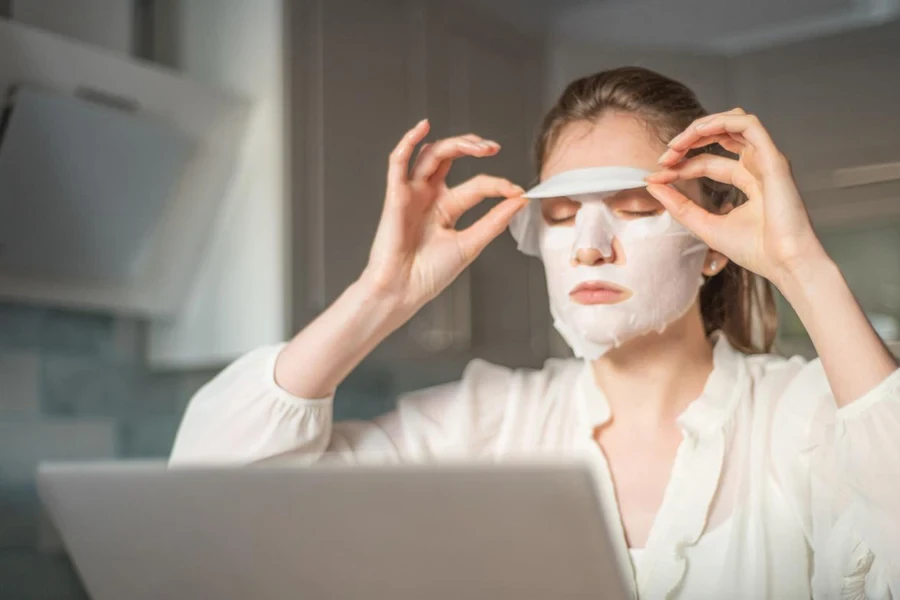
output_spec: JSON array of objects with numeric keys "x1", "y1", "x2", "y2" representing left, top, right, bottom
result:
[
  {"x1": 0, "y1": 303, "x2": 210, "y2": 598},
  {"x1": 0, "y1": 299, "x2": 434, "y2": 598}
]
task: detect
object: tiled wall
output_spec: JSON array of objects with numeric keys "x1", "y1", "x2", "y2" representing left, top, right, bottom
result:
[
  {"x1": 0, "y1": 301, "x2": 463, "y2": 598},
  {"x1": 0, "y1": 302, "x2": 215, "y2": 598}
]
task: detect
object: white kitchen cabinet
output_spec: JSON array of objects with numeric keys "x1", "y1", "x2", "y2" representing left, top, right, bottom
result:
[
  {"x1": 147, "y1": 0, "x2": 288, "y2": 369},
  {"x1": 151, "y1": 0, "x2": 553, "y2": 369}
]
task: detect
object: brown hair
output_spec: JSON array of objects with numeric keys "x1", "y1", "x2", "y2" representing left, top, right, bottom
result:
[{"x1": 536, "y1": 66, "x2": 776, "y2": 354}]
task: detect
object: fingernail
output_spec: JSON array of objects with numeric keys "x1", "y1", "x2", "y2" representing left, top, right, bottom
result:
[
  {"x1": 695, "y1": 121, "x2": 709, "y2": 130},
  {"x1": 460, "y1": 140, "x2": 481, "y2": 151},
  {"x1": 419, "y1": 118, "x2": 429, "y2": 125},
  {"x1": 658, "y1": 149, "x2": 676, "y2": 164},
  {"x1": 513, "y1": 185, "x2": 525, "y2": 194},
  {"x1": 479, "y1": 141, "x2": 495, "y2": 149},
  {"x1": 667, "y1": 134, "x2": 683, "y2": 148}
]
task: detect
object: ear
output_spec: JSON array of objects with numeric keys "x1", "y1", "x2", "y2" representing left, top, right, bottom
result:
[{"x1": 703, "y1": 249, "x2": 728, "y2": 277}]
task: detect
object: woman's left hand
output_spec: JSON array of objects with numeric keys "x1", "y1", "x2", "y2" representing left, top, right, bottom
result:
[{"x1": 644, "y1": 108, "x2": 826, "y2": 287}]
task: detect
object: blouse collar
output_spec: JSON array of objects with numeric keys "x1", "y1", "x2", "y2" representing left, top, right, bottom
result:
[
  {"x1": 573, "y1": 332, "x2": 748, "y2": 598},
  {"x1": 575, "y1": 331, "x2": 744, "y2": 438}
]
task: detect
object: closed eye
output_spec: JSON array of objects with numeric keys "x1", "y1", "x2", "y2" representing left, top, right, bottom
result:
[
  {"x1": 541, "y1": 197, "x2": 579, "y2": 225},
  {"x1": 617, "y1": 209, "x2": 664, "y2": 219}
]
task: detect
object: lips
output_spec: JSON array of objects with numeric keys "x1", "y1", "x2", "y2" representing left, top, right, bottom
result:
[{"x1": 569, "y1": 280, "x2": 633, "y2": 305}]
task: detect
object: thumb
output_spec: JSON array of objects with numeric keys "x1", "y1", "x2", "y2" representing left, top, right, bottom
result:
[
  {"x1": 646, "y1": 184, "x2": 721, "y2": 247},
  {"x1": 457, "y1": 197, "x2": 528, "y2": 261}
]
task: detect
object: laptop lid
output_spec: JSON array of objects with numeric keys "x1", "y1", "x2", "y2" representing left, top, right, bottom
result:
[{"x1": 37, "y1": 460, "x2": 628, "y2": 600}]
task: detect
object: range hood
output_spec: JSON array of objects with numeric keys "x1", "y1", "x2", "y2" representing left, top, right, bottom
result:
[{"x1": 0, "y1": 19, "x2": 250, "y2": 317}]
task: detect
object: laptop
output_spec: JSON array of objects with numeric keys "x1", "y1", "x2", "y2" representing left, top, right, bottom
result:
[{"x1": 37, "y1": 460, "x2": 628, "y2": 600}]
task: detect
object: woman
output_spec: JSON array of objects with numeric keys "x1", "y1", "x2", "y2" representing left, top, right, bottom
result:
[{"x1": 171, "y1": 68, "x2": 899, "y2": 598}]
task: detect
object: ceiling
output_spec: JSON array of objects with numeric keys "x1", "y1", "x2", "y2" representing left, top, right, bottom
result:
[{"x1": 455, "y1": 0, "x2": 900, "y2": 54}]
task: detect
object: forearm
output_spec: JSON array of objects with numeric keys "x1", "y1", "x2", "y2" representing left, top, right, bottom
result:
[
  {"x1": 274, "y1": 276, "x2": 410, "y2": 399},
  {"x1": 776, "y1": 249, "x2": 898, "y2": 408}
]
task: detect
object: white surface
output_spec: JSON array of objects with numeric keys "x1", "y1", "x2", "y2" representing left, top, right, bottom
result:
[
  {"x1": 37, "y1": 461, "x2": 627, "y2": 600},
  {"x1": 0, "y1": 20, "x2": 251, "y2": 317},
  {"x1": 0, "y1": 419, "x2": 116, "y2": 487},
  {"x1": 12, "y1": 0, "x2": 134, "y2": 54},
  {"x1": 522, "y1": 167, "x2": 651, "y2": 199},
  {"x1": 171, "y1": 339, "x2": 900, "y2": 597},
  {"x1": 147, "y1": 0, "x2": 288, "y2": 369}
]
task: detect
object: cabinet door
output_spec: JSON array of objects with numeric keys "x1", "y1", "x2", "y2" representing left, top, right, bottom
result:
[
  {"x1": 425, "y1": 9, "x2": 550, "y2": 367},
  {"x1": 292, "y1": 0, "x2": 414, "y2": 313},
  {"x1": 729, "y1": 21, "x2": 900, "y2": 227},
  {"x1": 291, "y1": 0, "x2": 552, "y2": 365}
]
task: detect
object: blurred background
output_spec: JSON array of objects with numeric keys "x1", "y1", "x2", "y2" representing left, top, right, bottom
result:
[{"x1": 1, "y1": 0, "x2": 899, "y2": 597}]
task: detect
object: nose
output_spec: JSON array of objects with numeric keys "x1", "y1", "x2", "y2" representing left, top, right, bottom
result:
[{"x1": 572, "y1": 245, "x2": 615, "y2": 267}]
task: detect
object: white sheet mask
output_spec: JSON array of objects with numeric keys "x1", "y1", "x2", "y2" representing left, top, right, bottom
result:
[{"x1": 510, "y1": 167, "x2": 708, "y2": 360}]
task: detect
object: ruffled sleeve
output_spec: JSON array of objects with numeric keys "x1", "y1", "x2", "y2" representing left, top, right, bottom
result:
[
  {"x1": 771, "y1": 359, "x2": 900, "y2": 598},
  {"x1": 170, "y1": 345, "x2": 514, "y2": 466}
]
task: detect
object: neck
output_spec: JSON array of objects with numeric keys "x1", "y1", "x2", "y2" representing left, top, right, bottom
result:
[{"x1": 589, "y1": 305, "x2": 714, "y2": 430}]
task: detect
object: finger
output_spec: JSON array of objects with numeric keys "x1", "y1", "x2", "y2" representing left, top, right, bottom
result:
[
  {"x1": 411, "y1": 136, "x2": 500, "y2": 181},
  {"x1": 388, "y1": 119, "x2": 430, "y2": 188},
  {"x1": 646, "y1": 184, "x2": 723, "y2": 247},
  {"x1": 411, "y1": 134, "x2": 484, "y2": 176},
  {"x1": 660, "y1": 133, "x2": 748, "y2": 167},
  {"x1": 647, "y1": 154, "x2": 739, "y2": 185},
  {"x1": 664, "y1": 109, "x2": 743, "y2": 152},
  {"x1": 457, "y1": 197, "x2": 528, "y2": 261},
  {"x1": 661, "y1": 109, "x2": 754, "y2": 163},
  {"x1": 415, "y1": 142, "x2": 432, "y2": 165},
  {"x1": 685, "y1": 134, "x2": 744, "y2": 156},
  {"x1": 646, "y1": 154, "x2": 761, "y2": 199},
  {"x1": 425, "y1": 135, "x2": 487, "y2": 184},
  {"x1": 439, "y1": 174, "x2": 525, "y2": 225},
  {"x1": 668, "y1": 113, "x2": 779, "y2": 159}
]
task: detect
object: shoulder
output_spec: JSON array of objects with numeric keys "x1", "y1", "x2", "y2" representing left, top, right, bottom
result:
[
  {"x1": 391, "y1": 357, "x2": 584, "y2": 447},
  {"x1": 741, "y1": 350, "x2": 831, "y2": 407},
  {"x1": 737, "y1": 350, "x2": 835, "y2": 448},
  {"x1": 458, "y1": 356, "x2": 584, "y2": 399}
]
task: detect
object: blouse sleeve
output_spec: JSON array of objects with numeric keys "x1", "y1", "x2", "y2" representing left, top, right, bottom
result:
[
  {"x1": 169, "y1": 344, "x2": 514, "y2": 466},
  {"x1": 770, "y1": 358, "x2": 900, "y2": 598}
]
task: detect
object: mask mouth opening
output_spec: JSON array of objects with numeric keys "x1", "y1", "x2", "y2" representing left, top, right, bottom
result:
[{"x1": 568, "y1": 280, "x2": 634, "y2": 306}]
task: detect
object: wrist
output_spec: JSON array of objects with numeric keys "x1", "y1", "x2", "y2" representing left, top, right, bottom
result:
[
  {"x1": 773, "y1": 248, "x2": 843, "y2": 309},
  {"x1": 771, "y1": 240, "x2": 832, "y2": 291},
  {"x1": 349, "y1": 272, "x2": 417, "y2": 328}
]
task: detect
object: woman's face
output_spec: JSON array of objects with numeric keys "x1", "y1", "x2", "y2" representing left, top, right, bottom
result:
[
  {"x1": 535, "y1": 111, "x2": 714, "y2": 358},
  {"x1": 540, "y1": 111, "x2": 702, "y2": 239}
]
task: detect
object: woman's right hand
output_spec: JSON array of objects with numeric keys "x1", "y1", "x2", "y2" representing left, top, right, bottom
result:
[
  {"x1": 275, "y1": 120, "x2": 526, "y2": 399},
  {"x1": 361, "y1": 119, "x2": 528, "y2": 314}
]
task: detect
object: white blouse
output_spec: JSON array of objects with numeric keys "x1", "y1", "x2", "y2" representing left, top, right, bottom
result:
[{"x1": 170, "y1": 335, "x2": 900, "y2": 599}]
